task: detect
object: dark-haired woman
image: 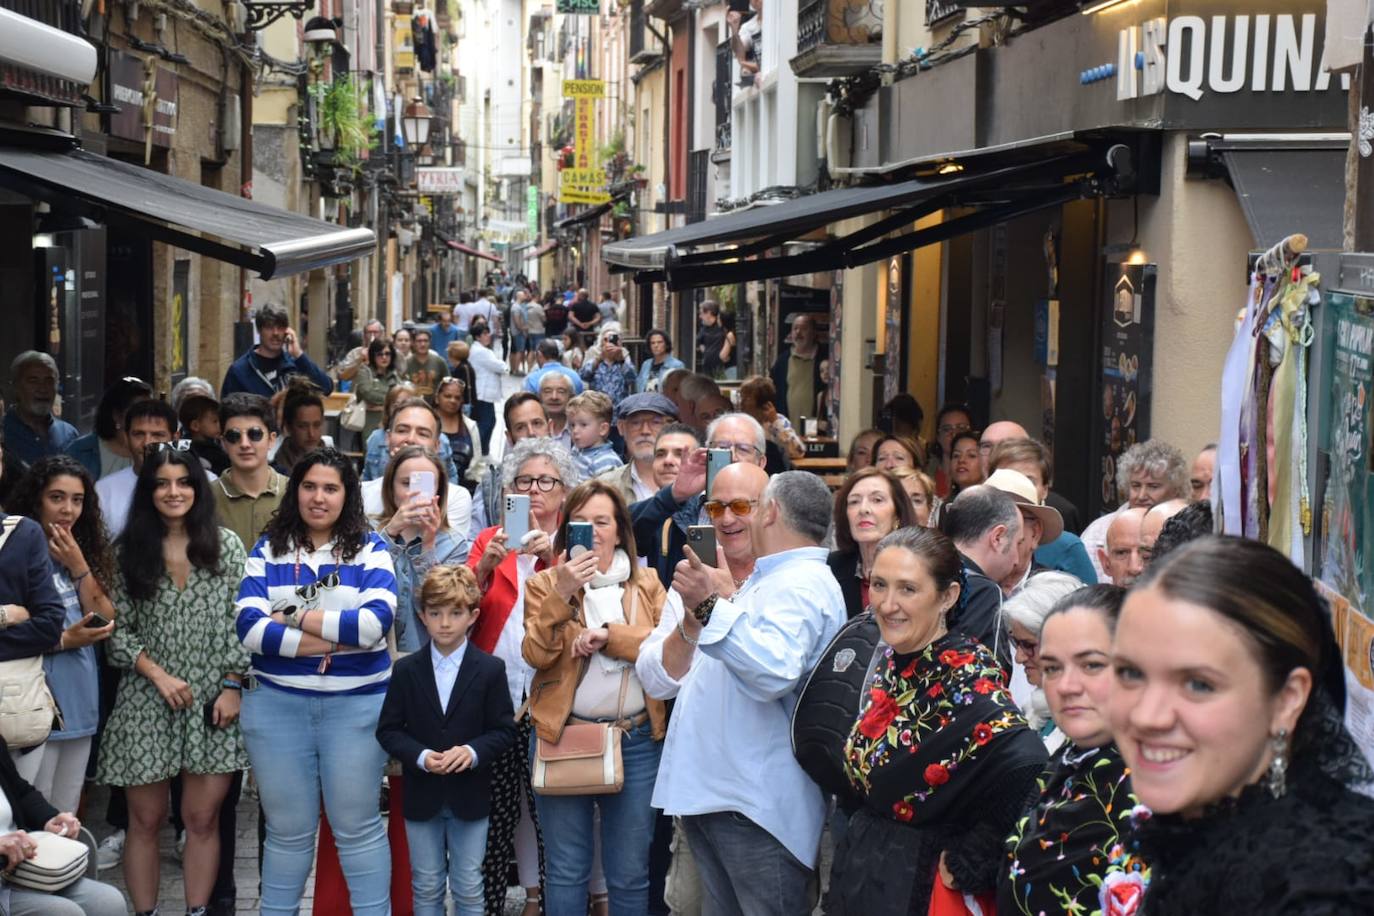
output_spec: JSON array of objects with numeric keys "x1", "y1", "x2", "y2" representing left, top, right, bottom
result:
[
  {"x1": 64, "y1": 375, "x2": 152, "y2": 480},
  {"x1": 354, "y1": 338, "x2": 401, "y2": 439},
  {"x1": 1108, "y1": 536, "x2": 1374, "y2": 914},
  {"x1": 636, "y1": 329, "x2": 685, "y2": 393},
  {"x1": 235, "y1": 448, "x2": 398, "y2": 915},
  {"x1": 6, "y1": 457, "x2": 117, "y2": 814},
  {"x1": 435, "y1": 376, "x2": 483, "y2": 492},
  {"x1": 96, "y1": 445, "x2": 250, "y2": 916},
  {"x1": 826, "y1": 527, "x2": 1047, "y2": 916},
  {"x1": 1000, "y1": 585, "x2": 1149, "y2": 915},
  {"x1": 827, "y1": 467, "x2": 916, "y2": 619}
]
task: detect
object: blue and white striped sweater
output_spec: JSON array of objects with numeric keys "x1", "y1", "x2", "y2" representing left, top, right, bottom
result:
[{"x1": 235, "y1": 532, "x2": 398, "y2": 695}]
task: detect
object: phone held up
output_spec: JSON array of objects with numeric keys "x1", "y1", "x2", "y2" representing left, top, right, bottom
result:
[
  {"x1": 706, "y1": 448, "x2": 733, "y2": 497},
  {"x1": 504, "y1": 494, "x2": 532, "y2": 545},
  {"x1": 687, "y1": 525, "x2": 718, "y2": 568},
  {"x1": 567, "y1": 521, "x2": 595, "y2": 558},
  {"x1": 409, "y1": 470, "x2": 437, "y2": 500}
]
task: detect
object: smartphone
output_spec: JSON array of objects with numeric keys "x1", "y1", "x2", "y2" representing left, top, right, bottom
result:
[
  {"x1": 409, "y1": 470, "x2": 437, "y2": 500},
  {"x1": 687, "y1": 525, "x2": 718, "y2": 567},
  {"x1": 567, "y1": 521, "x2": 595, "y2": 558},
  {"x1": 727, "y1": 0, "x2": 751, "y2": 11},
  {"x1": 504, "y1": 494, "x2": 531, "y2": 544},
  {"x1": 84, "y1": 613, "x2": 112, "y2": 629},
  {"x1": 706, "y1": 448, "x2": 733, "y2": 497},
  {"x1": 203, "y1": 698, "x2": 218, "y2": 728}
]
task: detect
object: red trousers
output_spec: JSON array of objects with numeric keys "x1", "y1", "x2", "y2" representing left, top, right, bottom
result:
[{"x1": 312, "y1": 774, "x2": 414, "y2": 915}]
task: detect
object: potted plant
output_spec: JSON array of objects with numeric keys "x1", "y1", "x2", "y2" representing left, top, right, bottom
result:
[{"x1": 317, "y1": 75, "x2": 372, "y2": 171}]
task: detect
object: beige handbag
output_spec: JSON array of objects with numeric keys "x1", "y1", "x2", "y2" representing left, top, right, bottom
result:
[
  {"x1": 0, "y1": 518, "x2": 58, "y2": 750},
  {"x1": 339, "y1": 394, "x2": 367, "y2": 432},
  {"x1": 7, "y1": 830, "x2": 88, "y2": 892},
  {"x1": 530, "y1": 587, "x2": 638, "y2": 796}
]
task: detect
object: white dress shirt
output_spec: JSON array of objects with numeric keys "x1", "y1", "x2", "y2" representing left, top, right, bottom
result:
[
  {"x1": 638, "y1": 545, "x2": 845, "y2": 868},
  {"x1": 417, "y1": 640, "x2": 477, "y2": 771},
  {"x1": 630, "y1": 463, "x2": 656, "y2": 502},
  {"x1": 468, "y1": 340, "x2": 509, "y2": 402},
  {"x1": 362, "y1": 478, "x2": 473, "y2": 538}
]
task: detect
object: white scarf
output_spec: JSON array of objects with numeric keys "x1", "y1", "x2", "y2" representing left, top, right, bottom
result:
[{"x1": 583, "y1": 549, "x2": 633, "y2": 672}]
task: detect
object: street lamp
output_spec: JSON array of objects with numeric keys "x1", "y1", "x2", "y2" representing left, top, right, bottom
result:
[{"x1": 402, "y1": 97, "x2": 433, "y2": 147}]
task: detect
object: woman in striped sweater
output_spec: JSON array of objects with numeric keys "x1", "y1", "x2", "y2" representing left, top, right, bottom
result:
[{"x1": 234, "y1": 448, "x2": 399, "y2": 916}]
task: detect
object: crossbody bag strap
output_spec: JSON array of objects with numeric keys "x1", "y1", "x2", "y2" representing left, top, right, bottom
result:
[{"x1": 613, "y1": 582, "x2": 640, "y2": 728}]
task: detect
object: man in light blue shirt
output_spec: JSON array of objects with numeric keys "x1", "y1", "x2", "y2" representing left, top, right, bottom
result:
[{"x1": 638, "y1": 467, "x2": 844, "y2": 914}]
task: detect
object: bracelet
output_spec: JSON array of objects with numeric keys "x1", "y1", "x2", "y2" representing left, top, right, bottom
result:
[
  {"x1": 221, "y1": 678, "x2": 243, "y2": 691},
  {"x1": 676, "y1": 615, "x2": 699, "y2": 646},
  {"x1": 71, "y1": 570, "x2": 90, "y2": 588}
]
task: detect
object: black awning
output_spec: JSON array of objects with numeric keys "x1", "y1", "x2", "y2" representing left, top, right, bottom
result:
[
  {"x1": 554, "y1": 200, "x2": 614, "y2": 231},
  {"x1": 601, "y1": 145, "x2": 1129, "y2": 290},
  {"x1": 1214, "y1": 139, "x2": 1347, "y2": 251},
  {"x1": 0, "y1": 146, "x2": 375, "y2": 279}
]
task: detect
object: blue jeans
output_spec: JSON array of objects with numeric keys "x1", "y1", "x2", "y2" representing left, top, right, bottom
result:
[
  {"x1": 241, "y1": 685, "x2": 391, "y2": 915},
  {"x1": 535, "y1": 721, "x2": 661, "y2": 916},
  {"x1": 681, "y1": 811, "x2": 813, "y2": 916},
  {"x1": 405, "y1": 811, "x2": 489, "y2": 916}
]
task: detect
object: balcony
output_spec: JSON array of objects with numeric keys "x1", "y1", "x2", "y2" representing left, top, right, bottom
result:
[
  {"x1": 790, "y1": 0, "x2": 883, "y2": 78},
  {"x1": 0, "y1": 0, "x2": 90, "y2": 106},
  {"x1": 628, "y1": 0, "x2": 661, "y2": 65}
]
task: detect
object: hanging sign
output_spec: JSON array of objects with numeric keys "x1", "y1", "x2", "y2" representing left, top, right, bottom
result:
[
  {"x1": 1093, "y1": 263, "x2": 1156, "y2": 517},
  {"x1": 108, "y1": 51, "x2": 177, "y2": 147},
  {"x1": 416, "y1": 167, "x2": 464, "y2": 193},
  {"x1": 562, "y1": 79, "x2": 605, "y2": 98},
  {"x1": 560, "y1": 83, "x2": 609, "y2": 205},
  {"x1": 528, "y1": 185, "x2": 539, "y2": 239},
  {"x1": 556, "y1": 0, "x2": 601, "y2": 13}
]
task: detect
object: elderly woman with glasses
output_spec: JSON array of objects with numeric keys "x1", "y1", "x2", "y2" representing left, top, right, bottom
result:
[
  {"x1": 1002, "y1": 572, "x2": 1084, "y2": 751},
  {"x1": 467, "y1": 438, "x2": 584, "y2": 916}
]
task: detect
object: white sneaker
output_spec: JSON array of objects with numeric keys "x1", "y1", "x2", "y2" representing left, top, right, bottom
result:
[
  {"x1": 96, "y1": 829, "x2": 125, "y2": 871},
  {"x1": 174, "y1": 829, "x2": 186, "y2": 861}
]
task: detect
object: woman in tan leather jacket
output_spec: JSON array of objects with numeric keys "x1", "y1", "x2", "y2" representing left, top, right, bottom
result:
[{"x1": 523, "y1": 479, "x2": 667, "y2": 916}]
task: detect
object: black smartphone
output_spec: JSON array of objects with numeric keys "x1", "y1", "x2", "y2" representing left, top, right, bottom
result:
[
  {"x1": 687, "y1": 525, "x2": 718, "y2": 567},
  {"x1": 728, "y1": 0, "x2": 750, "y2": 11},
  {"x1": 568, "y1": 521, "x2": 595, "y2": 558},
  {"x1": 84, "y1": 613, "x2": 112, "y2": 629},
  {"x1": 203, "y1": 699, "x2": 218, "y2": 727}
]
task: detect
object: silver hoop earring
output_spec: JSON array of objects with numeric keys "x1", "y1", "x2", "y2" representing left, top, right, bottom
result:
[{"x1": 1266, "y1": 728, "x2": 1289, "y2": 799}]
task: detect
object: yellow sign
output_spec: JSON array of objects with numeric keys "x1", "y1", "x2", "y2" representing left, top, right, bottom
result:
[
  {"x1": 561, "y1": 168, "x2": 605, "y2": 187},
  {"x1": 574, "y1": 97, "x2": 594, "y2": 169},
  {"x1": 562, "y1": 79, "x2": 605, "y2": 98},
  {"x1": 559, "y1": 186, "x2": 612, "y2": 205}
]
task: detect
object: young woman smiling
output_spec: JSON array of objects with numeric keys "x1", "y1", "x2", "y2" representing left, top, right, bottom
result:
[
  {"x1": 97, "y1": 445, "x2": 250, "y2": 916},
  {"x1": 1107, "y1": 536, "x2": 1374, "y2": 914},
  {"x1": 827, "y1": 468, "x2": 917, "y2": 618},
  {"x1": 1000, "y1": 585, "x2": 1149, "y2": 916},
  {"x1": 234, "y1": 449, "x2": 398, "y2": 915}
]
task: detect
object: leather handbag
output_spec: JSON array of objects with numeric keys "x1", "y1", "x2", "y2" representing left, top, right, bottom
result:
[
  {"x1": 339, "y1": 394, "x2": 367, "y2": 432},
  {"x1": 7, "y1": 831, "x2": 88, "y2": 892},
  {"x1": 0, "y1": 518, "x2": 59, "y2": 749},
  {"x1": 530, "y1": 587, "x2": 638, "y2": 796}
]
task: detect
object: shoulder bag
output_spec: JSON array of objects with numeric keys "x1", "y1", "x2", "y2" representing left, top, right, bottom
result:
[
  {"x1": 7, "y1": 830, "x2": 89, "y2": 892},
  {"x1": 0, "y1": 517, "x2": 59, "y2": 750},
  {"x1": 339, "y1": 393, "x2": 368, "y2": 432},
  {"x1": 530, "y1": 586, "x2": 639, "y2": 796}
]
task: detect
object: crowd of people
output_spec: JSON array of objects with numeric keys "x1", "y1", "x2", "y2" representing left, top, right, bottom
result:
[{"x1": 0, "y1": 288, "x2": 1367, "y2": 916}]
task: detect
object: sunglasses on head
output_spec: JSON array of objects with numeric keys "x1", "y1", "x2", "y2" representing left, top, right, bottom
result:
[
  {"x1": 703, "y1": 498, "x2": 758, "y2": 520},
  {"x1": 223, "y1": 427, "x2": 267, "y2": 445}
]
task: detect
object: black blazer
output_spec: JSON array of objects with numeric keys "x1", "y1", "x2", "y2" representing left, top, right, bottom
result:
[
  {"x1": 827, "y1": 549, "x2": 865, "y2": 620},
  {"x1": 376, "y1": 644, "x2": 518, "y2": 822},
  {"x1": 0, "y1": 737, "x2": 58, "y2": 830}
]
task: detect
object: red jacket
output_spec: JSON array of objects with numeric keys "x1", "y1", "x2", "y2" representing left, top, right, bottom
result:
[{"x1": 466, "y1": 526, "x2": 547, "y2": 654}]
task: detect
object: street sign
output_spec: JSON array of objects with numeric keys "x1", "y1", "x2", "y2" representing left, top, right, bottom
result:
[
  {"x1": 560, "y1": 168, "x2": 605, "y2": 187},
  {"x1": 559, "y1": 186, "x2": 612, "y2": 205},
  {"x1": 562, "y1": 79, "x2": 605, "y2": 98},
  {"x1": 417, "y1": 168, "x2": 464, "y2": 193},
  {"x1": 556, "y1": 0, "x2": 600, "y2": 13}
]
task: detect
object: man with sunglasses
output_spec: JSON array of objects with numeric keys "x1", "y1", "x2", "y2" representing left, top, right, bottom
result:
[
  {"x1": 630, "y1": 413, "x2": 768, "y2": 588},
  {"x1": 212, "y1": 394, "x2": 286, "y2": 552},
  {"x1": 95, "y1": 399, "x2": 184, "y2": 539}
]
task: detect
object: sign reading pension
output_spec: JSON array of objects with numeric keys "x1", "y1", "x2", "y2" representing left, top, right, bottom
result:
[
  {"x1": 562, "y1": 79, "x2": 605, "y2": 98},
  {"x1": 556, "y1": 0, "x2": 600, "y2": 13}
]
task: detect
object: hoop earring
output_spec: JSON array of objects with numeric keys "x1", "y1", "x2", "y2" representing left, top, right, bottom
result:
[{"x1": 1266, "y1": 728, "x2": 1289, "y2": 799}]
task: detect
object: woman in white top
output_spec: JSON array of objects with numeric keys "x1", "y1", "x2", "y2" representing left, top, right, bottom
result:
[{"x1": 466, "y1": 321, "x2": 509, "y2": 455}]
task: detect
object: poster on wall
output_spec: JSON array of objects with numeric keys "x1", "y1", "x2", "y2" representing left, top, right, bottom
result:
[
  {"x1": 1319, "y1": 291, "x2": 1374, "y2": 614},
  {"x1": 1094, "y1": 263, "x2": 1156, "y2": 516},
  {"x1": 170, "y1": 260, "x2": 190, "y2": 388},
  {"x1": 884, "y1": 256, "x2": 903, "y2": 406}
]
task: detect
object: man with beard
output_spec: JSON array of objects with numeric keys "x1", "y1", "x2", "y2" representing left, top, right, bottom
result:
[
  {"x1": 598, "y1": 393, "x2": 679, "y2": 505},
  {"x1": 4, "y1": 352, "x2": 78, "y2": 466}
]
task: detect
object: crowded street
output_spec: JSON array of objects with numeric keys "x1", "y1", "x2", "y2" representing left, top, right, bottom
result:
[{"x1": 2, "y1": 1, "x2": 1374, "y2": 915}]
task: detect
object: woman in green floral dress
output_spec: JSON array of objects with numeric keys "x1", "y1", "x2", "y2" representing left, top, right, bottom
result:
[
  {"x1": 1001, "y1": 585, "x2": 1151, "y2": 916},
  {"x1": 96, "y1": 445, "x2": 250, "y2": 916},
  {"x1": 825, "y1": 527, "x2": 1048, "y2": 915}
]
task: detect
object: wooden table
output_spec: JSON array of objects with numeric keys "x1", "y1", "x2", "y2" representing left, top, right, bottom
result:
[{"x1": 792, "y1": 456, "x2": 847, "y2": 490}]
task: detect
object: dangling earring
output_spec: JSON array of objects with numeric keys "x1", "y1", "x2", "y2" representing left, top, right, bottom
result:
[{"x1": 1266, "y1": 728, "x2": 1289, "y2": 799}]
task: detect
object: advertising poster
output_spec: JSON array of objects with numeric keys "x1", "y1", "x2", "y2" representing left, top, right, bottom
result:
[
  {"x1": 1318, "y1": 580, "x2": 1374, "y2": 766},
  {"x1": 1319, "y1": 291, "x2": 1374, "y2": 615},
  {"x1": 1094, "y1": 263, "x2": 1155, "y2": 516}
]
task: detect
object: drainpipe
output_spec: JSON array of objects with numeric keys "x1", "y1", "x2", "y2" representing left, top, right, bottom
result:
[{"x1": 235, "y1": 46, "x2": 255, "y2": 356}]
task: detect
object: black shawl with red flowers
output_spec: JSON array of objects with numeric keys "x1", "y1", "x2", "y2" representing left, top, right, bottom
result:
[{"x1": 844, "y1": 631, "x2": 1040, "y2": 827}]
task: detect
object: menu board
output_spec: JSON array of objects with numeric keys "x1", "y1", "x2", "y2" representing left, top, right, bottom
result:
[{"x1": 1094, "y1": 263, "x2": 1156, "y2": 517}]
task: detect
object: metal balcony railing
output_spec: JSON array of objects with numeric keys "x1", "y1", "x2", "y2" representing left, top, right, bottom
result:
[{"x1": 797, "y1": 0, "x2": 825, "y2": 55}]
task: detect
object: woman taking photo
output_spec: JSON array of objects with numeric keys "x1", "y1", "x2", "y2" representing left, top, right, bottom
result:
[
  {"x1": 375, "y1": 445, "x2": 469, "y2": 654},
  {"x1": 435, "y1": 377, "x2": 483, "y2": 491},
  {"x1": 235, "y1": 449, "x2": 398, "y2": 915},
  {"x1": 827, "y1": 467, "x2": 917, "y2": 619},
  {"x1": 637, "y1": 329, "x2": 685, "y2": 393},
  {"x1": 97, "y1": 445, "x2": 250, "y2": 916},
  {"x1": 826, "y1": 526, "x2": 1046, "y2": 916},
  {"x1": 1108, "y1": 537, "x2": 1374, "y2": 914},
  {"x1": 7, "y1": 457, "x2": 117, "y2": 814},
  {"x1": 354, "y1": 338, "x2": 401, "y2": 440},
  {"x1": 467, "y1": 438, "x2": 580, "y2": 916},
  {"x1": 523, "y1": 479, "x2": 667, "y2": 916},
  {"x1": 1000, "y1": 584, "x2": 1146, "y2": 916}
]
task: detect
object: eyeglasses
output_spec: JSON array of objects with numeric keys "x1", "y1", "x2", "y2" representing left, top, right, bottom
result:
[
  {"x1": 938, "y1": 422, "x2": 972, "y2": 436},
  {"x1": 145, "y1": 440, "x2": 192, "y2": 455},
  {"x1": 704, "y1": 498, "x2": 758, "y2": 520},
  {"x1": 1007, "y1": 634, "x2": 1039, "y2": 656},
  {"x1": 708, "y1": 441, "x2": 759, "y2": 458},
  {"x1": 513, "y1": 474, "x2": 563, "y2": 493},
  {"x1": 223, "y1": 427, "x2": 267, "y2": 445}
]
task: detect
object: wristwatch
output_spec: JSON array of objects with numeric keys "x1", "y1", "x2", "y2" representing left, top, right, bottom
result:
[
  {"x1": 284, "y1": 606, "x2": 308, "y2": 628},
  {"x1": 691, "y1": 594, "x2": 719, "y2": 625}
]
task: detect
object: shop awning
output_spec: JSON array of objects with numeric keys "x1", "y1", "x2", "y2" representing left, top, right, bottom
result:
[
  {"x1": 554, "y1": 200, "x2": 614, "y2": 232},
  {"x1": 602, "y1": 145, "x2": 1130, "y2": 290},
  {"x1": 0, "y1": 145, "x2": 374, "y2": 279},
  {"x1": 445, "y1": 240, "x2": 503, "y2": 263},
  {"x1": 1200, "y1": 134, "x2": 1348, "y2": 252},
  {"x1": 527, "y1": 238, "x2": 559, "y2": 259}
]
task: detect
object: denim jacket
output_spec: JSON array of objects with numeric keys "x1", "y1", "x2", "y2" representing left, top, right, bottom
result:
[{"x1": 384, "y1": 528, "x2": 470, "y2": 653}]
